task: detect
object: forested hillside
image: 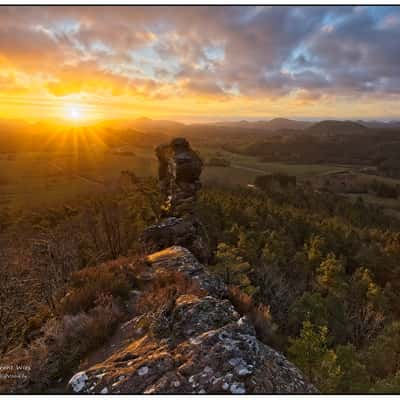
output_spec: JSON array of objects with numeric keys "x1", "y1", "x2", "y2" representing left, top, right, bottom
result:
[
  {"x1": 2, "y1": 159, "x2": 400, "y2": 392},
  {"x1": 198, "y1": 184, "x2": 400, "y2": 392}
]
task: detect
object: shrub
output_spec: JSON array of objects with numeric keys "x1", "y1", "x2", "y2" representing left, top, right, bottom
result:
[
  {"x1": 0, "y1": 256, "x2": 148, "y2": 392},
  {"x1": 25, "y1": 304, "x2": 52, "y2": 339},
  {"x1": 49, "y1": 294, "x2": 124, "y2": 379},
  {"x1": 1, "y1": 295, "x2": 124, "y2": 392},
  {"x1": 228, "y1": 285, "x2": 275, "y2": 344},
  {"x1": 57, "y1": 257, "x2": 144, "y2": 315},
  {"x1": 137, "y1": 271, "x2": 205, "y2": 314}
]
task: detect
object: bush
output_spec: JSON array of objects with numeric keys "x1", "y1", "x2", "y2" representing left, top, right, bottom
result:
[
  {"x1": 57, "y1": 257, "x2": 144, "y2": 315},
  {"x1": 228, "y1": 285, "x2": 275, "y2": 344},
  {"x1": 1, "y1": 295, "x2": 124, "y2": 392},
  {"x1": 49, "y1": 294, "x2": 124, "y2": 379},
  {"x1": 137, "y1": 271, "x2": 205, "y2": 314}
]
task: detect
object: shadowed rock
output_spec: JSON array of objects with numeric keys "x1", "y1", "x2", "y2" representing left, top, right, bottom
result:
[
  {"x1": 156, "y1": 137, "x2": 203, "y2": 217},
  {"x1": 142, "y1": 138, "x2": 210, "y2": 263}
]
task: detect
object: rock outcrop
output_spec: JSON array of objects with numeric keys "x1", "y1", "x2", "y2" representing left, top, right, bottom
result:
[
  {"x1": 67, "y1": 138, "x2": 316, "y2": 394},
  {"x1": 141, "y1": 138, "x2": 210, "y2": 263},
  {"x1": 156, "y1": 137, "x2": 202, "y2": 218}
]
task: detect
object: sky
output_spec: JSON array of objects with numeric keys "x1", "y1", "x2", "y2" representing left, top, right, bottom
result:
[{"x1": 1, "y1": 5, "x2": 400, "y2": 122}]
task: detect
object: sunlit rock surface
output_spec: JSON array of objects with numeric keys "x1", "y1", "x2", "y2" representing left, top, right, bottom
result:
[{"x1": 67, "y1": 246, "x2": 315, "y2": 394}]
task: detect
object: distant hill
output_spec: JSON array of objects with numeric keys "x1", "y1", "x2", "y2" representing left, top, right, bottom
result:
[
  {"x1": 131, "y1": 117, "x2": 185, "y2": 134},
  {"x1": 357, "y1": 120, "x2": 400, "y2": 129},
  {"x1": 214, "y1": 118, "x2": 312, "y2": 131},
  {"x1": 307, "y1": 120, "x2": 368, "y2": 135},
  {"x1": 264, "y1": 118, "x2": 313, "y2": 131},
  {"x1": 99, "y1": 118, "x2": 185, "y2": 135}
]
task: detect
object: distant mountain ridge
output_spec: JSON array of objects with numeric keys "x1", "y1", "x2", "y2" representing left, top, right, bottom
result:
[
  {"x1": 213, "y1": 118, "x2": 312, "y2": 131},
  {"x1": 306, "y1": 120, "x2": 368, "y2": 135}
]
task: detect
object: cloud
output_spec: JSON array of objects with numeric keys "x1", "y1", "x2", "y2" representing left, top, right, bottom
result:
[{"x1": 0, "y1": 5, "x2": 400, "y2": 109}]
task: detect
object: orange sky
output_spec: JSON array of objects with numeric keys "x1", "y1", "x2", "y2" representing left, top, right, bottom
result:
[{"x1": 1, "y1": 5, "x2": 400, "y2": 123}]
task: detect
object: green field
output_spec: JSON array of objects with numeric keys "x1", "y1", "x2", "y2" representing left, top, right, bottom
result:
[
  {"x1": 1, "y1": 145, "x2": 400, "y2": 212},
  {"x1": 200, "y1": 147, "x2": 349, "y2": 177}
]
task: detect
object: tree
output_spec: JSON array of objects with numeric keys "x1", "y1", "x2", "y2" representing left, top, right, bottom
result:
[
  {"x1": 333, "y1": 344, "x2": 370, "y2": 393},
  {"x1": 289, "y1": 292, "x2": 329, "y2": 331},
  {"x1": 364, "y1": 321, "x2": 400, "y2": 380},
  {"x1": 371, "y1": 371, "x2": 400, "y2": 393},
  {"x1": 345, "y1": 268, "x2": 385, "y2": 345},
  {"x1": 261, "y1": 229, "x2": 295, "y2": 268},
  {"x1": 316, "y1": 252, "x2": 347, "y2": 296},
  {"x1": 209, "y1": 242, "x2": 256, "y2": 295},
  {"x1": 288, "y1": 320, "x2": 335, "y2": 388}
]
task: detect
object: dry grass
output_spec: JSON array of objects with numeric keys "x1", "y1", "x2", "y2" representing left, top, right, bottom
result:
[
  {"x1": 57, "y1": 256, "x2": 145, "y2": 316},
  {"x1": 1, "y1": 257, "x2": 146, "y2": 393},
  {"x1": 1, "y1": 295, "x2": 124, "y2": 393}
]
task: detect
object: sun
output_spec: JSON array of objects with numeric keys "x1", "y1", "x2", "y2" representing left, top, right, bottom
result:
[{"x1": 65, "y1": 105, "x2": 84, "y2": 121}]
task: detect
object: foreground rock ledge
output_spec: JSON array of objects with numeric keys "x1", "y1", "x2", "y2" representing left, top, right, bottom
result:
[{"x1": 67, "y1": 246, "x2": 316, "y2": 394}]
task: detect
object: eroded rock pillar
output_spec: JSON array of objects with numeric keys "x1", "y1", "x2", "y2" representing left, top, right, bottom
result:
[
  {"x1": 141, "y1": 138, "x2": 210, "y2": 263},
  {"x1": 156, "y1": 138, "x2": 203, "y2": 217}
]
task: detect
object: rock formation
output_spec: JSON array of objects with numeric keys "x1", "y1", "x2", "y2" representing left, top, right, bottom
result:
[
  {"x1": 141, "y1": 138, "x2": 210, "y2": 263},
  {"x1": 156, "y1": 137, "x2": 202, "y2": 218},
  {"x1": 67, "y1": 138, "x2": 316, "y2": 394}
]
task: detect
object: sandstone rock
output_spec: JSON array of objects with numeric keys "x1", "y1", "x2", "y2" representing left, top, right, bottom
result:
[
  {"x1": 67, "y1": 246, "x2": 316, "y2": 394},
  {"x1": 145, "y1": 246, "x2": 226, "y2": 298},
  {"x1": 156, "y1": 137, "x2": 202, "y2": 218},
  {"x1": 141, "y1": 138, "x2": 210, "y2": 263},
  {"x1": 141, "y1": 217, "x2": 210, "y2": 263}
]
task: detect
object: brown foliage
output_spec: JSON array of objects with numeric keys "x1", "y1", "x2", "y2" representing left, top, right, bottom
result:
[
  {"x1": 0, "y1": 257, "x2": 148, "y2": 392},
  {"x1": 228, "y1": 285, "x2": 275, "y2": 344},
  {"x1": 57, "y1": 257, "x2": 144, "y2": 316},
  {"x1": 1, "y1": 295, "x2": 123, "y2": 393},
  {"x1": 137, "y1": 271, "x2": 205, "y2": 314}
]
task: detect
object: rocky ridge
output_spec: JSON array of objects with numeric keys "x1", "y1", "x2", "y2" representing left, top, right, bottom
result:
[{"x1": 67, "y1": 138, "x2": 316, "y2": 394}]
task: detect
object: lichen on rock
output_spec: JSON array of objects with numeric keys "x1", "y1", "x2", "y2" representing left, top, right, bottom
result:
[{"x1": 67, "y1": 246, "x2": 316, "y2": 394}]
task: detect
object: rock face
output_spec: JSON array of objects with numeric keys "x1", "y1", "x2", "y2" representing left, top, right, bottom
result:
[
  {"x1": 67, "y1": 138, "x2": 316, "y2": 394},
  {"x1": 142, "y1": 138, "x2": 210, "y2": 263},
  {"x1": 156, "y1": 137, "x2": 202, "y2": 218},
  {"x1": 68, "y1": 246, "x2": 315, "y2": 394}
]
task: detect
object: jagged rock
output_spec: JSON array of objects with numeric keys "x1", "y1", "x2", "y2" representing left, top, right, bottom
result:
[
  {"x1": 156, "y1": 138, "x2": 203, "y2": 218},
  {"x1": 67, "y1": 246, "x2": 316, "y2": 394},
  {"x1": 141, "y1": 138, "x2": 210, "y2": 263},
  {"x1": 141, "y1": 217, "x2": 210, "y2": 263},
  {"x1": 146, "y1": 246, "x2": 226, "y2": 298}
]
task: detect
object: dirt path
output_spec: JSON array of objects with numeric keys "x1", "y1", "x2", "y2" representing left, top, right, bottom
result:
[{"x1": 230, "y1": 163, "x2": 266, "y2": 174}]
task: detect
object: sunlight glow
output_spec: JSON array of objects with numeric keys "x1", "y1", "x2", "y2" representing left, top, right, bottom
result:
[{"x1": 65, "y1": 105, "x2": 84, "y2": 121}]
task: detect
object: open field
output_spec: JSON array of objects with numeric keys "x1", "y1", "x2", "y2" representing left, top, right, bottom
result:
[
  {"x1": 1, "y1": 145, "x2": 400, "y2": 213},
  {"x1": 200, "y1": 147, "x2": 350, "y2": 177}
]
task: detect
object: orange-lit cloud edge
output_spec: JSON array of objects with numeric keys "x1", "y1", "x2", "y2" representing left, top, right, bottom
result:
[{"x1": 1, "y1": 5, "x2": 400, "y2": 123}]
